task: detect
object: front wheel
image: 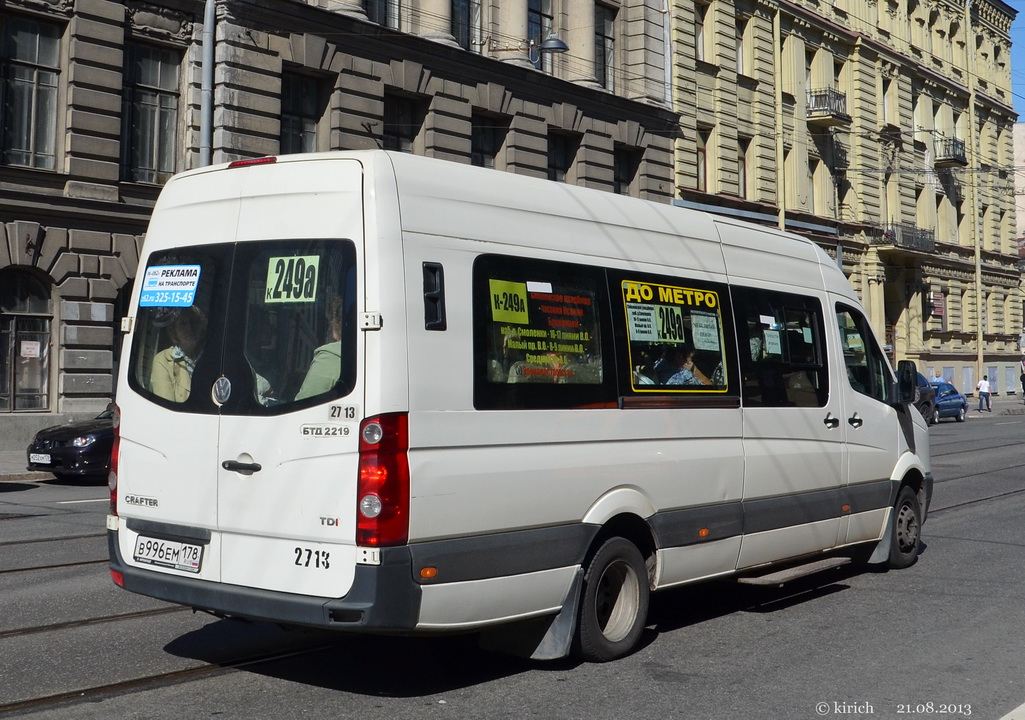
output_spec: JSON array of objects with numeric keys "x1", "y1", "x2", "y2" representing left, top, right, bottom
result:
[
  {"x1": 889, "y1": 486, "x2": 922, "y2": 569},
  {"x1": 575, "y1": 537, "x2": 649, "y2": 662}
]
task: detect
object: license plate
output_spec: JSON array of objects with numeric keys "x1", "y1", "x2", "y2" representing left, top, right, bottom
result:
[
  {"x1": 29, "y1": 453, "x2": 51, "y2": 464},
  {"x1": 133, "y1": 536, "x2": 204, "y2": 573}
]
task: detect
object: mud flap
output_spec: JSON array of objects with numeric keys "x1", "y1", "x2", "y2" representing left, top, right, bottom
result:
[
  {"x1": 867, "y1": 512, "x2": 894, "y2": 565},
  {"x1": 478, "y1": 567, "x2": 584, "y2": 661}
]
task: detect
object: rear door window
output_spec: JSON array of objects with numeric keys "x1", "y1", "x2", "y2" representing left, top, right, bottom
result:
[{"x1": 129, "y1": 240, "x2": 357, "y2": 415}]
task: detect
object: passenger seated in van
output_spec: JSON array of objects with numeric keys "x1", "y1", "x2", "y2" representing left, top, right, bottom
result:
[
  {"x1": 657, "y1": 345, "x2": 712, "y2": 386},
  {"x1": 150, "y1": 306, "x2": 208, "y2": 403},
  {"x1": 295, "y1": 297, "x2": 343, "y2": 400}
]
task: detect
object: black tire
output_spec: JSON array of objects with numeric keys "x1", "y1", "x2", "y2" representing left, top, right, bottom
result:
[
  {"x1": 575, "y1": 537, "x2": 649, "y2": 662},
  {"x1": 955, "y1": 406, "x2": 966, "y2": 422},
  {"x1": 889, "y1": 486, "x2": 922, "y2": 569},
  {"x1": 930, "y1": 407, "x2": 940, "y2": 425}
]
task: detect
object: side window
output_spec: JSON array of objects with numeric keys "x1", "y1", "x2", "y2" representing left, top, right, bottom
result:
[
  {"x1": 733, "y1": 287, "x2": 828, "y2": 408},
  {"x1": 613, "y1": 273, "x2": 732, "y2": 396},
  {"x1": 473, "y1": 255, "x2": 613, "y2": 410},
  {"x1": 836, "y1": 304, "x2": 892, "y2": 403}
]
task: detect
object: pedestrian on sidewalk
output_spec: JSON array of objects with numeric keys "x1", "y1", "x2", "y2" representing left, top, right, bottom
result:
[
  {"x1": 977, "y1": 375, "x2": 992, "y2": 412},
  {"x1": 1020, "y1": 371, "x2": 1025, "y2": 403}
]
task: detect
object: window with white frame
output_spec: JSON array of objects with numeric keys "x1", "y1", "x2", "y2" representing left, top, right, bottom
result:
[
  {"x1": 280, "y1": 71, "x2": 324, "y2": 154},
  {"x1": 595, "y1": 4, "x2": 616, "y2": 90},
  {"x1": 121, "y1": 42, "x2": 180, "y2": 184},
  {"x1": 696, "y1": 129, "x2": 710, "y2": 192},
  {"x1": 364, "y1": 0, "x2": 399, "y2": 28},
  {"x1": 1, "y1": 15, "x2": 60, "y2": 170},
  {"x1": 695, "y1": 2, "x2": 710, "y2": 63},
  {"x1": 452, "y1": 0, "x2": 482, "y2": 51},
  {"x1": 738, "y1": 137, "x2": 750, "y2": 199},
  {"x1": 529, "y1": 0, "x2": 555, "y2": 72}
]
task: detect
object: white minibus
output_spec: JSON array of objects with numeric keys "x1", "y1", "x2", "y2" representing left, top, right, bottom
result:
[{"x1": 107, "y1": 151, "x2": 932, "y2": 662}]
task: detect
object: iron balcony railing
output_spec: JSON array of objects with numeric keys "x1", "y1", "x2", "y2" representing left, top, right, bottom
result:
[
  {"x1": 807, "y1": 88, "x2": 849, "y2": 118},
  {"x1": 877, "y1": 223, "x2": 936, "y2": 253},
  {"x1": 934, "y1": 136, "x2": 967, "y2": 166}
]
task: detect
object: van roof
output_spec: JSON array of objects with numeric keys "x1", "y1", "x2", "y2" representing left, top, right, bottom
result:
[{"x1": 166, "y1": 150, "x2": 856, "y2": 299}]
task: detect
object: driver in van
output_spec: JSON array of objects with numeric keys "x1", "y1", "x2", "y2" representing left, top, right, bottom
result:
[
  {"x1": 150, "y1": 306, "x2": 208, "y2": 403},
  {"x1": 295, "y1": 296, "x2": 343, "y2": 400}
]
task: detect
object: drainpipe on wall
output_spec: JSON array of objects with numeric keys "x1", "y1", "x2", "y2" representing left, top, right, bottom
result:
[{"x1": 200, "y1": 0, "x2": 215, "y2": 167}]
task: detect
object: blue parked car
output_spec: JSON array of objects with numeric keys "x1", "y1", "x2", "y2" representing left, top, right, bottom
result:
[{"x1": 931, "y1": 382, "x2": 968, "y2": 423}]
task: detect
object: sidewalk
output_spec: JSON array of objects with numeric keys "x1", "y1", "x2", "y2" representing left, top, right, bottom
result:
[{"x1": 0, "y1": 450, "x2": 52, "y2": 483}]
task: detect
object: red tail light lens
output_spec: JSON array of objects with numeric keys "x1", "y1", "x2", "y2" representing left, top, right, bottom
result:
[
  {"x1": 109, "y1": 404, "x2": 120, "y2": 516},
  {"x1": 356, "y1": 413, "x2": 409, "y2": 547}
]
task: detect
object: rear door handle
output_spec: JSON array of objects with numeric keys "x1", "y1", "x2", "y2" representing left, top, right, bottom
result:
[
  {"x1": 823, "y1": 413, "x2": 840, "y2": 429},
  {"x1": 222, "y1": 460, "x2": 262, "y2": 474}
]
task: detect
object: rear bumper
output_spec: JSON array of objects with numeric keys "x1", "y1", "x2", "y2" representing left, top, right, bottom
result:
[{"x1": 108, "y1": 529, "x2": 422, "y2": 631}]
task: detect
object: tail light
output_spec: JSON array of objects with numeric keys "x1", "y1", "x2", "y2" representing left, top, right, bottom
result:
[
  {"x1": 109, "y1": 404, "x2": 120, "y2": 517},
  {"x1": 356, "y1": 413, "x2": 409, "y2": 547}
]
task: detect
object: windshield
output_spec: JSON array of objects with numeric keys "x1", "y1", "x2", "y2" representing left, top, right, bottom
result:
[{"x1": 128, "y1": 239, "x2": 357, "y2": 415}]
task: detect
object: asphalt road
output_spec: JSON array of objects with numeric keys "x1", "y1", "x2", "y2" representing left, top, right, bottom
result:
[{"x1": 1, "y1": 404, "x2": 1024, "y2": 720}]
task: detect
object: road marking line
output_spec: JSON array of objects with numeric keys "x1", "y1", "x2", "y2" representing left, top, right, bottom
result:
[{"x1": 1000, "y1": 701, "x2": 1025, "y2": 720}]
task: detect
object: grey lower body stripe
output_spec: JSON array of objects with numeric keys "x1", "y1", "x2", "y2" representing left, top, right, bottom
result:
[{"x1": 409, "y1": 483, "x2": 895, "y2": 586}]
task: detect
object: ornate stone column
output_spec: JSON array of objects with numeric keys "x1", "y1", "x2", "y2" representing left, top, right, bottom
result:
[
  {"x1": 420, "y1": 0, "x2": 458, "y2": 46},
  {"x1": 493, "y1": 0, "x2": 532, "y2": 68}
]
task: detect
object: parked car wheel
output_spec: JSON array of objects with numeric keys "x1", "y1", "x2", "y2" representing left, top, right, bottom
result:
[
  {"x1": 930, "y1": 407, "x2": 940, "y2": 425},
  {"x1": 955, "y1": 406, "x2": 966, "y2": 422}
]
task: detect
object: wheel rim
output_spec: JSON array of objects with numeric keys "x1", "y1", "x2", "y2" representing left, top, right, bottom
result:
[
  {"x1": 932, "y1": 409, "x2": 939, "y2": 424},
  {"x1": 594, "y1": 559, "x2": 641, "y2": 643},
  {"x1": 895, "y1": 499, "x2": 920, "y2": 554}
]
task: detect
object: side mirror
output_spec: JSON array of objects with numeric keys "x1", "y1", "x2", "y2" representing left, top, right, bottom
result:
[{"x1": 895, "y1": 360, "x2": 917, "y2": 405}]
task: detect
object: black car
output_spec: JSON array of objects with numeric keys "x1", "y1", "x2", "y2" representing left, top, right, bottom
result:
[
  {"x1": 26, "y1": 409, "x2": 114, "y2": 481},
  {"x1": 914, "y1": 372, "x2": 938, "y2": 425}
]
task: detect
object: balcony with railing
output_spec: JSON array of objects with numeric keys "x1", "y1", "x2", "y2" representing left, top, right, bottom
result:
[
  {"x1": 875, "y1": 223, "x2": 936, "y2": 254},
  {"x1": 806, "y1": 88, "x2": 851, "y2": 127},
  {"x1": 934, "y1": 136, "x2": 967, "y2": 168}
]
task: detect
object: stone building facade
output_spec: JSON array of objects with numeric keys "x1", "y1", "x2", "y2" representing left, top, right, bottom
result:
[
  {"x1": 0, "y1": 0, "x2": 678, "y2": 447},
  {"x1": 0, "y1": 0, "x2": 1017, "y2": 447},
  {"x1": 670, "y1": 0, "x2": 1020, "y2": 394}
]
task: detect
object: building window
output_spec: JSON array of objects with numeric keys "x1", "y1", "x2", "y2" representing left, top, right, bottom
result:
[
  {"x1": 471, "y1": 113, "x2": 507, "y2": 168},
  {"x1": 595, "y1": 5, "x2": 616, "y2": 90},
  {"x1": 696, "y1": 129, "x2": 710, "y2": 192},
  {"x1": 529, "y1": 0, "x2": 555, "y2": 72},
  {"x1": 613, "y1": 146, "x2": 640, "y2": 195},
  {"x1": 808, "y1": 159, "x2": 818, "y2": 214},
  {"x1": 695, "y1": 3, "x2": 709, "y2": 63},
  {"x1": 364, "y1": 0, "x2": 399, "y2": 27},
  {"x1": 0, "y1": 268, "x2": 52, "y2": 411},
  {"x1": 280, "y1": 71, "x2": 323, "y2": 154},
  {"x1": 121, "y1": 43, "x2": 180, "y2": 184},
  {"x1": 547, "y1": 133, "x2": 577, "y2": 182},
  {"x1": 383, "y1": 94, "x2": 423, "y2": 153},
  {"x1": 735, "y1": 18, "x2": 747, "y2": 76},
  {"x1": 1, "y1": 16, "x2": 60, "y2": 170},
  {"x1": 452, "y1": 0, "x2": 481, "y2": 51},
  {"x1": 738, "y1": 137, "x2": 750, "y2": 199}
]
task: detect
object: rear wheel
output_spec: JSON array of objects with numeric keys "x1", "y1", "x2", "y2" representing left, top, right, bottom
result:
[
  {"x1": 930, "y1": 407, "x2": 940, "y2": 425},
  {"x1": 889, "y1": 486, "x2": 922, "y2": 569},
  {"x1": 575, "y1": 537, "x2": 649, "y2": 662},
  {"x1": 955, "y1": 406, "x2": 966, "y2": 422}
]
